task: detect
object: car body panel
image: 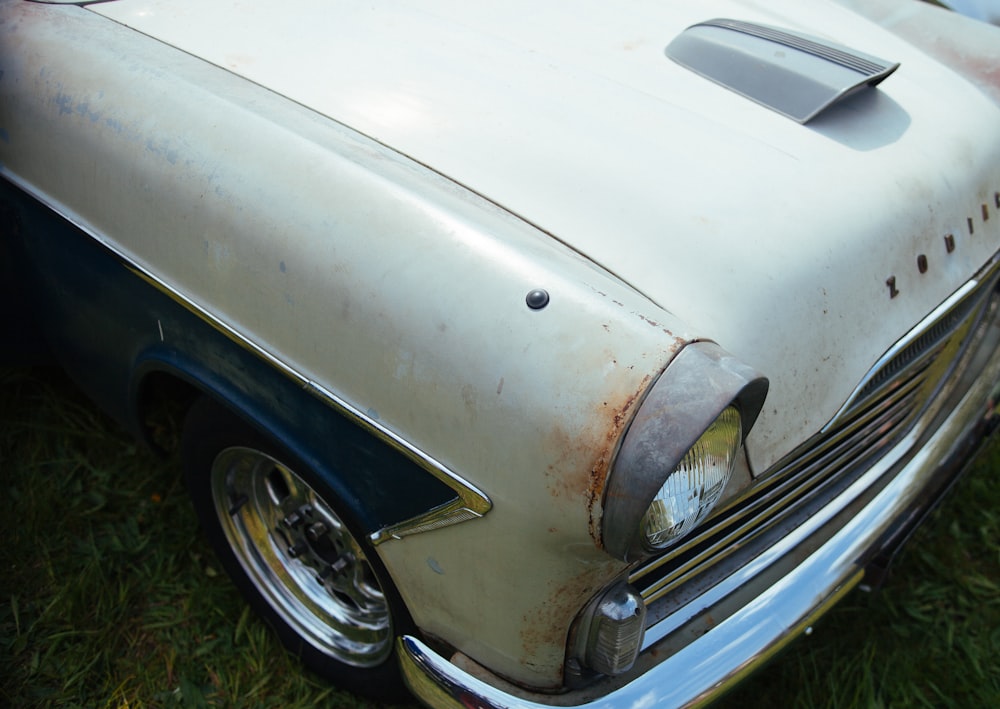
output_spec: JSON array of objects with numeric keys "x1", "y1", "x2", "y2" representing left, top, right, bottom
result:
[{"x1": 89, "y1": 0, "x2": 1000, "y2": 473}]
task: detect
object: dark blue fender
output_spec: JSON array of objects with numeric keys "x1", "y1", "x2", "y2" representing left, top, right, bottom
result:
[{"x1": 0, "y1": 193, "x2": 51, "y2": 364}]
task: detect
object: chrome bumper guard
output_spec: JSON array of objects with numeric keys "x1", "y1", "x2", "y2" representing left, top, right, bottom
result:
[{"x1": 399, "y1": 304, "x2": 1000, "y2": 709}]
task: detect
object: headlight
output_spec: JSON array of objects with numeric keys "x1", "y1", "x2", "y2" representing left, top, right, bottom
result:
[
  {"x1": 601, "y1": 342, "x2": 767, "y2": 561},
  {"x1": 641, "y1": 406, "x2": 742, "y2": 549}
]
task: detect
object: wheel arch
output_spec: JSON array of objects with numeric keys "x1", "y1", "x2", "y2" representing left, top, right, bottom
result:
[{"x1": 126, "y1": 345, "x2": 457, "y2": 537}]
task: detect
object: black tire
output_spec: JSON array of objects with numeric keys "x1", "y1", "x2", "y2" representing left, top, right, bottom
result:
[{"x1": 181, "y1": 396, "x2": 412, "y2": 701}]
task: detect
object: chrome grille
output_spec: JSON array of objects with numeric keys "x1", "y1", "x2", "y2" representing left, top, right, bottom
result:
[{"x1": 632, "y1": 274, "x2": 999, "y2": 609}]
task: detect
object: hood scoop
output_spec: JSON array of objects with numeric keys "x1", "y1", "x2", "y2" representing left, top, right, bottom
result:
[{"x1": 666, "y1": 18, "x2": 899, "y2": 123}]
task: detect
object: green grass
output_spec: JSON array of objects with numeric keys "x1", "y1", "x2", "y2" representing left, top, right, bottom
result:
[{"x1": 2, "y1": 366, "x2": 999, "y2": 708}]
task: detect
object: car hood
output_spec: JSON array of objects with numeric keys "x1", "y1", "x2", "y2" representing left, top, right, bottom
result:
[{"x1": 91, "y1": 0, "x2": 1000, "y2": 471}]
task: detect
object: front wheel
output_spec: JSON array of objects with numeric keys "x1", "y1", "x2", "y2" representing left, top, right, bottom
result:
[{"x1": 181, "y1": 397, "x2": 410, "y2": 700}]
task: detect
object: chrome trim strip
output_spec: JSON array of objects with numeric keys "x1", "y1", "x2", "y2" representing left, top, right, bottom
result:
[
  {"x1": 398, "y1": 319, "x2": 1000, "y2": 708},
  {"x1": 823, "y1": 277, "x2": 982, "y2": 432},
  {"x1": 1, "y1": 170, "x2": 492, "y2": 540}
]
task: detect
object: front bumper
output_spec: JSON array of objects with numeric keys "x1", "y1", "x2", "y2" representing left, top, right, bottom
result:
[{"x1": 399, "y1": 297, "x2": 1000, "y2": 708}]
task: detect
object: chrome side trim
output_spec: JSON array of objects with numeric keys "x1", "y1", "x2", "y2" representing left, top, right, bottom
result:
[
  {"x1": 2, "y1": 170, "x2": 492, "y2": 541},
  {"x1": 398, "y1": 312, "x2": 1000, "y2": 707}
]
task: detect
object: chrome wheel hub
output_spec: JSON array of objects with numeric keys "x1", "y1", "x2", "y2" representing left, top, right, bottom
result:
[{"x1": 210, "y1": 447, "x2": 392, "y2": 667}]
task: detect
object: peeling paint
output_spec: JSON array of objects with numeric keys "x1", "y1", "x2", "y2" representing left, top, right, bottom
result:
[
  {"x1": 54, "y1": 91, "x2": 73, "y2": 115},
  {"x1": 74, "y1": 100, "x2": 101, "y2": 123}
]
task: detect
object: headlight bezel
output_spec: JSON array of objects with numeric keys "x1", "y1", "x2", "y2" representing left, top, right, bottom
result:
[{"x1": 601, "y1": 342, "x2": 768, "y2": 561}]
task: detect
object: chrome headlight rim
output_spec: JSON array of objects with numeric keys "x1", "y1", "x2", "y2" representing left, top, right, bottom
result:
[{"x1": 601, "y1": 342, "x2": 768, "y2": 562}]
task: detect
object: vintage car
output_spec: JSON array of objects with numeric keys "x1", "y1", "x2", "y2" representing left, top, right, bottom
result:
[{"x1": 2, "y1": 0, "x2": 1000, "y2": 706}]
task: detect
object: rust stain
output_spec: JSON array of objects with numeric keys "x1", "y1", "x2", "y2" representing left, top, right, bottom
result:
[
  {"x1": 519, "y1": 560, "x2": 623, "y2": 664},
  {"x1": 584, "y1": 374, "x2": 651, "y2": 541},
  {"x1": 544, "y1": 339, "x2": 684, "y2": 541},
  {"x1": 901, "y1": 24, "x2": 1000, "y2": 104},
  {"x1": 544, "y1": 372, "x2": 651, "y2": 508},
  {"x1": 632, "y1": 312, "x2": 660, "y2": 328}
]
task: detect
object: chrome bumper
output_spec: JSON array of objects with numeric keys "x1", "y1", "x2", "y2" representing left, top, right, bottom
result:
[{"x1": 399, "y1": 316, "x2": 1000, "y2": 708}]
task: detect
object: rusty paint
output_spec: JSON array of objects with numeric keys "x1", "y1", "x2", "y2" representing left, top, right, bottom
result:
[
  {"x1": 886, "y1": 275, "x2": 899, "y2": 299},
  {"x1": 968, "y1": 217, "x2": 975, "y2": 235},
  {"x1": 585, "y1": 371, "x2": 658, "y2": 545},
  {"x1": 633, "y1": 312, "x2": 660, "y2": 328},
  {"x1": 877, "y1": 8, "x2": 1000, "y2": 104},
  {"x1": 917, "y1": 254, "x2": 928, "y2": 274},
  {"x1": 518, "y1": 560, "x2": 624, "y2": 665},
  {"x1": 944, "y1": 233, "x2": 955, "y2": 253},
  {"x1": 984, "y1": 203, "x2": 990, "y2": 222},
  {"x1": 542, "y1": 357, "x2": 660, "y2": 541}
]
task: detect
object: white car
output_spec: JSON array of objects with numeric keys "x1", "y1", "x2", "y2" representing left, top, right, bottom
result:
[{"x1": 2, "y1": 0, "x2": 999, "y2": 706}]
